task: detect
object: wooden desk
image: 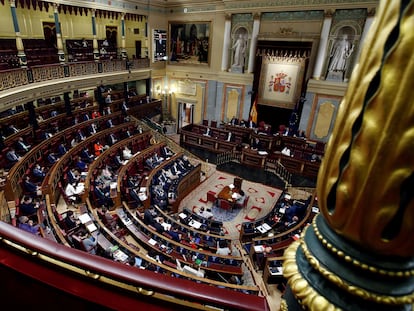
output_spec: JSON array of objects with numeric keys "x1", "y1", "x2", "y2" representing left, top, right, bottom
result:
[
  {"x1": 241, "y1": 148, "x2": 268, "y2": 168},
  {"x1": 217, "y1": 185, "x2": 235, "y2": 202}
]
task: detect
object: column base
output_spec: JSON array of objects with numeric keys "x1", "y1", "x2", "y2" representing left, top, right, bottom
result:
[{"x1": 283, "y1": 215, "x2": 414, "y2": 311}]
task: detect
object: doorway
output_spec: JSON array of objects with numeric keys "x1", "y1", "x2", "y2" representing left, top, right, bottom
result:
[
  {"x1": 177, "y1": 102, "x2": 194, "y2": 132},
  {"x1": 135, "y1": 41, "x2": 142, "y2": 59}
]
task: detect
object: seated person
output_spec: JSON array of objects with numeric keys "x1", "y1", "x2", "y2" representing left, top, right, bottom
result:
[
  {"x1": 167, "y1": 226, "x2": 182, "y2": 242},
  {"x1": 64, "y1": 210, "x2": 80, "y2": 230},
  {"x1": 167, "y1": 191, "x2": 177, "y2": 205},
  {"x1": 121, "y1": 101, "x2": 129, "y2": 115},
  {"x1": 65, "y1": 182, "x2": 84, "y2": 203},
  {"x1": 91, "y1": 110, "x2": 101, "y2": 119},
  {"x1": 6, "y1": 147, "x2": 21, "y2": 164},
  {"x1": 106, "y1": 119, "x2": 114, "y2": 128},
  {"x1": 70, "y1": 136, "x2": 80, "y2": 147},
  {"x1": 285, "y1": 215, "x2": 299, "y2": 228},
  {"x1": 163, "y1": 168, "x2": 178, "y2": 180},
  {"x1": 95, "y1": 168, "x2": 112, "y2": 188},
  {"x1": 81, "y1": 148, "x2": 94, "y2": 163},
  {"x1": 18, "y1": 216, "x2": 40, "y2": 235},
  {"x1": 76, "y1": 156, "x2": 88, "y2": 171},
  {"x1": 67, "y1": 168, "x2": 81, "y2": 184},
  {"x1": 41, "y1": 130, "x2": 53, "y2": 140},
  {"x1": 235, "y1": 190, "x2": 246, "y2": 207},
  {"x1": 15, "y1": 136, "x2": 31, "y2": 154},
  {"x1": 94, "y1": 182, "x2": 114, "y2": 208},
  {"x1": 145, "y1": 156, "x2": 155, "y2": 169},
  {"x1": 97, "y1": 206, "x2": 117, "y2": 230},
  {"x1": 47, "y1": 152, "x2": 59, "y2": 164},
  {"x1": 128, "y1": 188, "x2": 142, "y2": 206},
  {"x1": 143, "y1": 206, "x2": 157, "y2": 226},
  {"x1": 76, "y1": 129, "x2": 86, "y2": 141},
  {"x1": 246, "y1": 117, "x2": 256, "y2": 129},
  {"x1": 114, "y1": 154, "x2": 127, "y2": 167},
  {"x1": 83, "y1": 112, "x2": 90, "y2": 121},
  {"x1": 57, "y1": 143, "x2": 68, "y2": 156},
  {"x1": 255, "y1": 245, "x2": 274, "y2": 270},
  {"x1": 122, "y1": 146, "x2": 133, "y2": 160},
  {"x1": 7, "y1": 124, "x2": 19, "y2": 135},
  {"x1": 74, "y1": 229, "x2": 98, "y2": 255},
  {"x1": 152, "y1": 216, "x2": 167, "y2": 233},
  {"x1": 94, "y1": 140, "x2": 105, "y2": 157},
  {"x1": 226, "y1": 132, "x2": 233, "y2": 142},
  {"x1": 216, "y1": 240, "x2": 232, "y2": 256},
  {"x1": 162, "y1": 146, "x2": 174, "y2": 158},
  {"x1": 19, "y1": 195, "x2": 40, "y2": 216},
  {"x1": 230, "y1": 116, "x2": 239, "y2": 126},
  {"x1": 107, "y1": 133, "x2": 118, "y2": 146},
  {"x1": 88, "y1": 123, "x2": 98, "y2": 135},
  {"x1": 251, "y1": 138, "x2": 264, "y2": 151},
  {"x1": 154, "y1": 152, "x2": 164, "y2": 164},
  {"x1": 22, "y1": 175, "x2": 42, "y2": 196},
  {"x1": 32, "y1": 164, "x2": 46, "y2": 181}
]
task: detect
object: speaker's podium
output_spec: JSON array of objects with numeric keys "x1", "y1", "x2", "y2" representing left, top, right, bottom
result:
[{"x1": 233, "y1": 177, "x2": 243, "y2": 190}]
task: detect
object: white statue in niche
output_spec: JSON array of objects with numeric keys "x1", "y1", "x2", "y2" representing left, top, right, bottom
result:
[
  {"x1": 232, "y1": 28, "x2": 248, "y2": 69},
  {"x1": 328, "y1": 34, "x2": 354, "y2": 73}
]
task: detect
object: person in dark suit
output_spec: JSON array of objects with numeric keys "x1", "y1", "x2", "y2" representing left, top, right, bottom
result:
[
  {"x1": 76, "y1": 129, "x2": 86, "y2": 141},
  {"x1": 230, "y1": 116, "x2": 239, "y2": 126},
  {"x1": 32, "y1": 164, "x2": 46, "y2": 181},
  {"x1": 106, "y1": 119, "x2": 114, "y2": 128},
  {"x1": 247, "y1": 117, "x2": 256, "y2": 129},
  {"x1": 19, "y1": 195, "x2": 39, "y2": 216},
  {"x1": 67, "y1": 168, "x2": 81, "y2": 184},
  {"x1": 6, "y1": 147, "x2": 21, "y2": 164},
  {"x1": 88, "y1": 123, "x2": 98, "y2": 135},
  {"x1": 22, "y1": 175, "x2": 42, "y2": 196},
  {"x1": 76, "y1": 156, "x2": 88, "y2": 171},
  {"x1": 143, "y1": 206, "x2": 157, "y2": 225},
  {"x1": 107, "y1": 133, "x2": 118, "y2": 146},
  {"x1": 15, "y1": 137, "x2": 31, "y2": 154},
  {"x1": 7, "y1": 124, "x2": 19, "y2": 135},
  {"x1": 94, "y1": 182, "x2": 114, "y2": 207},
  {"x1": 129, "y1": 188, "x2": 142, "y2": 207},
  {"x1": 58, "y1": 143, "x2": 68, "y2": 156},
  {"x1": 81, "y1": 148, "x2": 94, "y2": 163},
  {"x1": 47, "y1": 152, "x2": 59, "y2": 164},
  {"x1": 251, "y1": 138, "x2": 264, "y2": 151}
]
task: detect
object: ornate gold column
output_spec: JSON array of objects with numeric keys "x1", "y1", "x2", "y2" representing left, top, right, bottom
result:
[{"x1": 283, "y1": 0, "x2": 414, "y2": 310}]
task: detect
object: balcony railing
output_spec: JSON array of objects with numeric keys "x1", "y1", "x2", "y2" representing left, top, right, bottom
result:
[{"x1": 0, "y1": 58, "x2": 150, "y2": 92}]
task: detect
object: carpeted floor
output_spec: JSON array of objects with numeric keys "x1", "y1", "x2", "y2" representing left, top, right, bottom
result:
[{"x1": 178, "y1": 171, "x2": 283, "y2": 239}]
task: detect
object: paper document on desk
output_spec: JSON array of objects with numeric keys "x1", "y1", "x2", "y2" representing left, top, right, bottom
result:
[
  {"x1": 79, "y1": 213, "x2": 92, "y2": 224},
  {"x1": 86, "y1": 223, "x2": 97, "y2": 233},
  {"x1": 138, "y1": 193, "x2": 147, "y2": 201},
  {"x1": 270, "y1": 267, "x2": 283, "y2": 276},
  {"x1": 262, "y1": 223, "x2": 272, "y2": 231},
  {"x1": 254, "y1": 245, "x2": 264, "y2": 253}
]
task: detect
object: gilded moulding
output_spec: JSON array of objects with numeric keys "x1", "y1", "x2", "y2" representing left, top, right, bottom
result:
[
  {"x1": 312, "y1": 216, "x2": 414, "y2": 277},
  {"x1": 300, "y1": 230, "x2": 414, "y2": 305},
  {"x1": 283, "y1": 240, "x2": 340, "y2": 311}
]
